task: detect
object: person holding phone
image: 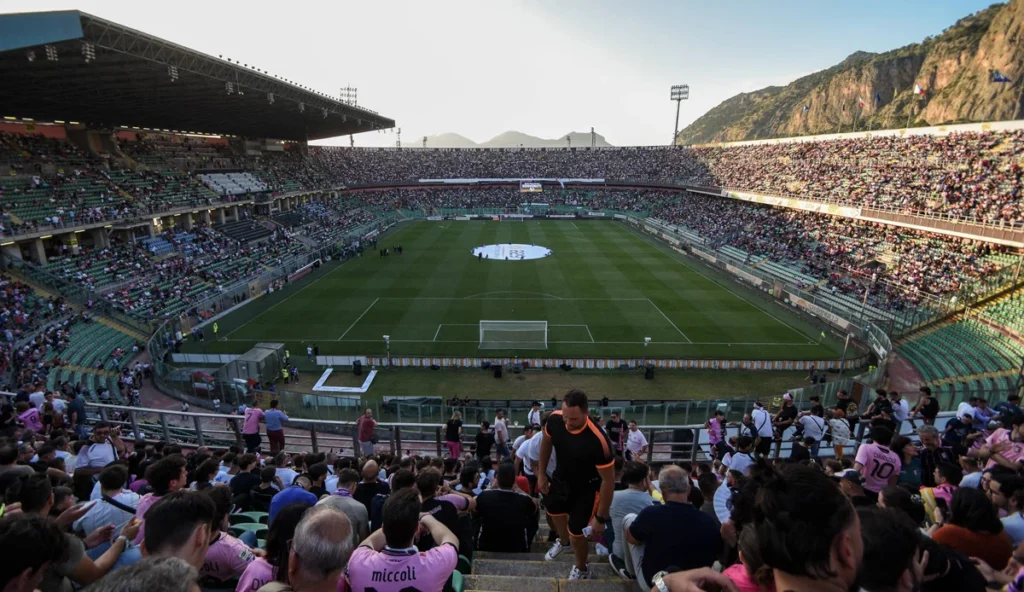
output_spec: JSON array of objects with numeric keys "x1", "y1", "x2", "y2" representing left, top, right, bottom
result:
[{"x1": 75, "y1": 422, "x2": 125, "y2": 479}]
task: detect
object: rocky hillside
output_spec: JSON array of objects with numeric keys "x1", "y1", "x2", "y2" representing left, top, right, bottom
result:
[{"x1": 678, "y1": 0, "x2": 1024, "y2": 145}]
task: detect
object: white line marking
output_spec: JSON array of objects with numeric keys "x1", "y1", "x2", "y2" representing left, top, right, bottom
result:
[
  {"x1": 337, "y1": 298, "x2": 380, "y2": 341},
  {"x1": 390, "y1": 296, "x2": 646, "y2": 301},
  {"x1": 220, "y1": 263, "x2": 336, "y2": 339},
  {"x1": 463, "y1": 291, "x2": 564, "y2": 300},
  {"x1": 622, "y1": 224, "x2": 816, "y2": 344},
  {"x1": 570, "y1": 222, "x2": 580, "y2": 230},
  {"x1": 432, "y1": 325, "x2": 443, "y2": 342},
  {"x1": 221, "y1": 338, "x2": 817, "y2": 346},
  {"x1": 647, "y1": 299, "x2": 692, "y2": 343},
  {"x1": 585, "y1": 325, "x2": 596, "y2": 343}
]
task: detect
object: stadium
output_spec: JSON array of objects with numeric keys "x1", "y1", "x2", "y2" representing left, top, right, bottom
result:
[{"x1": 2, "y1": 4, "x2": 1024, "y2": 590}]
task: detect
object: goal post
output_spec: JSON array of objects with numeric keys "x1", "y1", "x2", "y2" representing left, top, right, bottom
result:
[{"x1": 479, "y1": 320, "x2": 548, "y2": 350}]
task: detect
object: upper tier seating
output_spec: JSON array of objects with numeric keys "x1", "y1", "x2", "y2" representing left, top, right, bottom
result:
[{"x1": 198, "y1": 172, "x2": 268, "y2": 196}]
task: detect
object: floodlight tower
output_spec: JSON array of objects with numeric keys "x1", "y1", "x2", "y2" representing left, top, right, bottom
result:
[
  {"x1": 396, "y1": 128, "x2": 401, "y2": 148},
  {"x1": 670, "y1": 84, "x2": 690, "y2": 146},
  {"x1": 340, "y1": 85, "x2": 358, "y2": 106}
]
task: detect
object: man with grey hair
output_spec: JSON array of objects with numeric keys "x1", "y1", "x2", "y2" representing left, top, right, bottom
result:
[
  {"x1": 259, "y1": 505, "x2": 353, "y2": 592},
  {"x1": 917, "y1": 424, "x2": 955, "y2": 488},
  {"x1": 81, "y1": 557, "x2": 201, "y2": 592},
  {"x1": 622, "y1": 465, "x2": 721, "y2": 587}
]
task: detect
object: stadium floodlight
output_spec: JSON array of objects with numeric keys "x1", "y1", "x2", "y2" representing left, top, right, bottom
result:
[
  {"x1": 479, "y1": 321, "x2": 548, "y2": 350},
  {"x1": 670, "y1": 84, "x2": 689, "y2": 146},
  {"x1": 44, "y1": 45, "x2": 58, "y2": 62},
  {"x1": 383, "y1": 335, "x2": 391, "y2": 366}
]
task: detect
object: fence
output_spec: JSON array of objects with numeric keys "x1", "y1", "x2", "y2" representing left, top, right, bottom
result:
[{"x1": 85, "y1": 401, "x2": 961, "y2": 464}]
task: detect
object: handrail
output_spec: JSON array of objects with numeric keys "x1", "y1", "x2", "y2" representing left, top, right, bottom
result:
[{"x1": 84, "y1": 401, "x2": 961, "y2": 463}]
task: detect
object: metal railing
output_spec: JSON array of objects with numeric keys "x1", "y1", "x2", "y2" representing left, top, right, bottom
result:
[{"x1": 85, "y1": 401, "x2": 961, "y2": 464}]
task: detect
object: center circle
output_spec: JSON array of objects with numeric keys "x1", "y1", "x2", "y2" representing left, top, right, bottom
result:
[{"x1": 471, "y1": 243, "x2": 552, "y2": 261}]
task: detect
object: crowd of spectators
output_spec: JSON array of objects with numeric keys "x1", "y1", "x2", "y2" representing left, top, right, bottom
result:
[
  {"x1": 694, "y1": 130, "x2": 1024, "y2": 225},
  {"x1": 8, "y1": 386, "x2": 1024, "y2": 592},
  {"x1": 309, "y1": 145, "x2": 717, "y2": 185},
  {"x1": 656, "y1": 191, "x2": 1009, "y2": 309}
]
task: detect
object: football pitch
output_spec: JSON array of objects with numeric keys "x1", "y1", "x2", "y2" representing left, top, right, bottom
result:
[{"x1": 200, "y1": 220, "x2": 841, "y2": 361}]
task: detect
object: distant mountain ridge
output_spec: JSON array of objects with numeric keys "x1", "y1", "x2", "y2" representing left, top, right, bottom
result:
[
  {"x1": 677, "y1": 0, "x2": 1024, "y2": 144},
  {"x1": 413, "y1": 130, "x2": 613, "y2": 148}
]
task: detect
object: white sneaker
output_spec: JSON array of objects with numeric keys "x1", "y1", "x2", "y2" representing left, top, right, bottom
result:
[
  {"x1": 545, "y1": 540, "x2": 567, "y2": 561},
  {"x1": 568, "y1": 565, "x2": 591, "y2": 580}
]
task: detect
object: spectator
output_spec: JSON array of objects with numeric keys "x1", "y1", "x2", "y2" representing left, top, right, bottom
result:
[
  {"x1": 353, "y1": 460, "x2": 390, "y2": 517},
  {"x1": 916, "y1": 425, "x2": 955, "y2": 488},
  {"x1": 890, "y1": 436, "x2": 922, "y2": 489},
  {"x1": 1001, "y1": 489, "x2": 1024, "y2": 547},
  {"x1": 877, "y1": 486, "x2": 927, "y2": 527},
  {"x1": 6, "y1": 473, "x2": 139, "y2": 591},
  {"x1": 443, "y1": 411, "x2": 462, "y2": 458},
  {"x1": 269, "y1": 476, "x2": 318, "y2": 525},
  {"x1": 73, "y1": 464, "x2": 140, "y2": 538},
  {"x1": 250, "y1": 466, "x2": 282, "y2": 513},
  {"x1": 191, "y1": 458, "x2": 220, "y2": 491},
  {"x1": 624, "y1": 465, "x2": 721, "y2": 587},
  {"x1": 142, "y1": 490, "x2": 217, "y2": 570},
  {"x1": 74, "y1": 422, "x2": 126, "y2": 477},
  {"x1": 0, "y1": 443, "x2": 32, "y2": 479},
  {"x1": 345, "y1": 488, "x2": 458, "y2": 592},
  {"x1": 931, "y1": 487, "x2": 1013, "y2": 570},
  {"x1": 474, "y1": 421, "x2": 495, "y2": 461},
  {"x1": 238, "y1": 503, "x2": 311, "y2": 592},
  {"x1": 751, "y1": 403, "x2": 774, "y2": 457},
  {"x1": 199, "y1": 486, "x2": 258, "y2": 583},
  {"x1": 727, "y1": 436, "x2": 756, "y2": 476},
  {"x1": 417, "y1": 468, "x2": 473, "y2": 555},
  {"x1": 608, "y1": 460, "x2": 654, "y2": 579},
  {"x1": 857, "y1": 507, "x2": 987, "y2": 592},
  {"x1": 788, "y1": 437, "x2": 814, "y2": 463},
  {"x1": 853, "y1": 426, "x2": 900, "y2": 502},
  {"x1": 796, "y1": 407, "x2": 827, "y2": 456},
  {"x1": 827, "y1": 410, "x2": 851, "y2": 460},
  {"x1": 306, "y1": 463, "x2": 329, "y2": 499},
  {"x1": 133, "y1": 454, "x2": 188, "y2": 544},
  {"x1": 263, "y1": 505, "x2": 352, "y2": 592},
  {"x1": 356, "y1": 409, "x2": 377, "y2": 458},
  {"x1": 228, "y1": 454, "x2": 262, "y2": 506},
  {"x1": 76, "y1": 556, "x2": 202, "y2": 592},
  {"x1": 978, "y1": 412, "x2": 1024, "y2": 471},
  {"x1": 986, "y1": 473, "x2": 1024, "y2": 517},
  {"x1": 370, "y1": 469, "x2": 415, "y2": 533},
  {"x1": 264, "y1": 400, "x2": 289, "y2": 455},
  {"x1": 750, "y1": 465, "x2": 862, "y2": 591},
  {"x1": 242, "y1": 401, "x2": 264, "y2": 454},
  {"x1": 475, "y1": 461, "x2": 538, "y2": 552},
  {"x1": 273, "y1": 453, "x2": 299, "y2": 488},
  {"x1": 920, "y1": 463, "x2": 961, "y2": 521},
  {"x1": 624, "y1": 421, "x2": 648, "y2": 461},
  {"x1": 315, "y1": 468, "x2": 369, "y2": 546},
  {"x1": 0, "y1": 514, "x2": 70, "y2": 592},
  {"x1": 493, "y1": 410, "x2": 510, "y2": 460}
]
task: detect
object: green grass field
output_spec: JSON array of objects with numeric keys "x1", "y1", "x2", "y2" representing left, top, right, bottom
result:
[{"x1": 199, "y1": 220, "x2": 840, "y2": 360}]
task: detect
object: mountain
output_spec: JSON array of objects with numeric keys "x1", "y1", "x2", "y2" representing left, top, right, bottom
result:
[
  {"x1": 677, "y1": 0, "x2": 1024, "y2": 145},
  {"x1": 416, "y1": 130, "x2": 613, "y2": 148}
]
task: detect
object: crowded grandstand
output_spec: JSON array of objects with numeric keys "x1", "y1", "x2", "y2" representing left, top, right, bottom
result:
[{"x1": 3, "y1": 6, "x2": 1024, "y2": 592}]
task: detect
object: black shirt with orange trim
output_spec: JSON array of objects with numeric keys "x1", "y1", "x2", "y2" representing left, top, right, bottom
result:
[{"x1": 544, "y1": 411, "x2": 614, "y2": 486}]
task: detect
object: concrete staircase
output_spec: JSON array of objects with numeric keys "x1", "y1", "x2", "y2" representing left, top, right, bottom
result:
[{"x1": 464, "y1": 524, "x2": 636, "y2": 592}]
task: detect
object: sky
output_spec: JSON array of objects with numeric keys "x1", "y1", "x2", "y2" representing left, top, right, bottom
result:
[{"x1": 0, "y1": 0, "x2": 1000, "y2": 146}]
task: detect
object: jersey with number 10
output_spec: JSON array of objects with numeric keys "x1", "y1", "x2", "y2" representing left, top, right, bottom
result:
[{"x1": 855, "y1": 442, "x2": 901, "y2": 493}]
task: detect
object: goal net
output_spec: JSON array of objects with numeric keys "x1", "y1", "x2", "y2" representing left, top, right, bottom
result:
[{"x1": 479, "y1": 320, "x2": 548, "y2": 350}]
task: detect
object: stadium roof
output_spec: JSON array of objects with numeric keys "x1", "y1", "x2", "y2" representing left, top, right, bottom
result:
[{"x1": 0, "y1": 10, "x2": 395, "y2": 141}]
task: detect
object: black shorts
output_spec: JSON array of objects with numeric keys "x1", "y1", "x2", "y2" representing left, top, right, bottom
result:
[
  {"x1": 755, "y1": 436, "x2": 772, "y2": 456},
  {"x1": 545, "y1": 481, "x2": 599, "y2": 537},
  {"x1": 243, "y1": 432, "x2": 262, "y2": 453}
]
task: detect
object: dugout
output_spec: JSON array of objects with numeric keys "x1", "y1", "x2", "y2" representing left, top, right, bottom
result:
[{"x1": 216, "y1": 342, "x2": 285, "y2": 385}]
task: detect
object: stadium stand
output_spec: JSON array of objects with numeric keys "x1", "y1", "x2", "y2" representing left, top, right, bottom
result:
[
  {"x1": 197, "y1": 172, "x2": 268, "y2": 196},
  {"x1": 692, "y1": 130, "x2": 1024, "y2": 224}
]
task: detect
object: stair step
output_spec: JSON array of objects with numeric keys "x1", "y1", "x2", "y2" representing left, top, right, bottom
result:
[
  {"x1": 477, "y1": 552, "x2": 602, "y2": 563},
  {"x1": 473, "y1": 560, "x2": 616, "y2": 579},
  {"x1": 559, "y1": 580, "x2": 637, "y2": 592},
  {"x1": 464, "y1": 575, "x2": 557, "y2": 592},
  {"x1": 532, "y1": 541, "x2": 596, "y2": 553}
]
